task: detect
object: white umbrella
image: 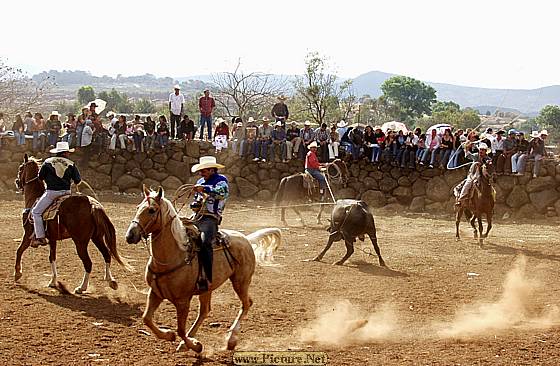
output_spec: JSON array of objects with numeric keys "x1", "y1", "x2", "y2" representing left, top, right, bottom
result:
[
  {"x1": 381, "y1": 121, "x2": 408, "y2": 134},
  {"x1": 427, "y1": 123, "x2": 453, "y2": 135},
  {"x1": 85, "y1": 99, "x2": 107, "y2": 115}
]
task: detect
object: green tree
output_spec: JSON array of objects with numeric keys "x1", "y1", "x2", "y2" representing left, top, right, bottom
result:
[
  {"x1": 536, "y1": 105, "x2": 560, "y2": 130},
  {"x1": 381, "y1": 76, "x2": 437, "y2": 120},
  {"x1": 98, "y1": 89, "x2": 133, "y2": 113},
  {"x1": 77, "y1": 85, "x2": 95, "y2": 105},
  {"x1": 134, "y1": 98, "x2": 156, "y2": 113},
  {"x1": 432, "y1": 100, "x2": 460, "y2": 113},
  {"x1": 294, "y1": 52, "x2": 348, "y2": 125}
]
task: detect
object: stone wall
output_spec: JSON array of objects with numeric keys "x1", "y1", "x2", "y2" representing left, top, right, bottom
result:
[{"x1": 1, "y1": 138, "x2": 559, "y2": 219}]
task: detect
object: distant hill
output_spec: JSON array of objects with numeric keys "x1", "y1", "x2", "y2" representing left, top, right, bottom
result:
[{"x1": 351, "y1": 71, "x2": 560, "y2": 115}]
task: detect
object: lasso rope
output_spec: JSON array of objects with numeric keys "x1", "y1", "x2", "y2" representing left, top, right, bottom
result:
[{"x1": 76, "y1": 180, "x2": 99, "y2": 201}]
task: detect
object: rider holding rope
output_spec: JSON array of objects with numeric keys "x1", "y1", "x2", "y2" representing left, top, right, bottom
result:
[
  {"x1": 305, "y1": 141, "x2": 327, "y2": 200},
  {"x1": 190, "y1": 156, "x2": 229, "y2": 292},
  {"x1": 455, "y1": 142, "x2": 492, "y2": 206}
]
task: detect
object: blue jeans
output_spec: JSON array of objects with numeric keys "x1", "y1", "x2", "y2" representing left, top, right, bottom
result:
[
  {"x1": 47, "y1": 132, "x2": 59, "y2": 147},
  {"x1": 156, "y1": 135, "x2": 168, "y2": 147},
  {"x1": 32, "y1": 131, "x2": 45, "y2": 151},
  {"x1": 439, "y1": 149, "x2": 451, "y2": 168},
  {"x1": 306, "y1": 168, "x2": 327, "y2": 189},
  {"x1": 350, "y1": 143, "x2": 361, "y2": 160},
  {"x1": 14, "y1": 131, "x2": 26, "y2": 145},
  {"x1": 199, "y1": 115, "x2": 212, "y2": 140},
  {"x1": 421, "y1": 148, "x2": 438, "y2": 165},
  {"x1": 63, "y1": 132, "x2": 76, "y2": 148},
  {"x1": 371, "y1": 145, "x2": 382, "y2": 162},
  {"x1": 254, "y1": 139, "x2": 271, "y2": 159}
]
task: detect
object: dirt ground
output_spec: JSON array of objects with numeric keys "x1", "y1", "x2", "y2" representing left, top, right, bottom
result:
[{"x1": 1, "y1": 192, "x2": 560, "y2": 365}]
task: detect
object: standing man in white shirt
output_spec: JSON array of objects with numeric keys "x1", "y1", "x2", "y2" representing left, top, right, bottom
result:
[{"x1": 168, "y1": 84, "x2": 185, "y2": 139}]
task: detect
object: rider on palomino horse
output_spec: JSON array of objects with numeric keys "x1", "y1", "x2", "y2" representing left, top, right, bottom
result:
[
  {"x1": 455, "y1": 142, "x2": 492, "y2": 206},
  {"x1": 31, "y1": 141, "x2": 81, "y2": 248},
  {"x1": 305, "y1": 141, "x2": 327, "y2": 200},
  {"x1": 190, "y1": 156, "x2": 229, "y2": 292}
]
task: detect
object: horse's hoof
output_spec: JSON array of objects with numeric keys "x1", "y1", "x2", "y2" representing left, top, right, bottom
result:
[
  {"x1": 333, "y1": 261, "x2": 344, "y2": 266},
  {"x1": 311, "y1": 257, "x2": 322, "y2": 262},
  {"x1": 176, "y1": 340, "x2": 188, "y2": 353},
  {"x1": 226, "y1": 334, "x2": 238, "y2": 350},
  {"x1": 455, "y1": 237, "x2": 460, "y2": 242},
  {"x1": 108, "y1": 280, "x2": 118, "y2": 290},
  {"x1": 74, "y1": 287, "x2": 84, "y2": 294},
  {"x1": 14, "y1": 272, "x2": 22, "y2": 282},
  {"x1": 191, "y1": 338, "x2": 203, "y2": 353},
  {"x1": 379, "y1": 260, "x2": 386, "y2": 267},
  {"x1": 160, "y1": 329, "x2": 176, "y2": 342},
  {"x1": 48, "y1": 281, "x2": 57, "y2": 288}
]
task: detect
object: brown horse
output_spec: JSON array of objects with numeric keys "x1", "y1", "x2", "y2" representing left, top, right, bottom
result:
[
  {"x1": 14, "y1": 154, "x2": 127, "y2": 293},
  {"x1": 275, "y1": 159, "x2": 349, "y2": 226},
  {"x1": 125, "y1": 186, "x2": 261, "y2": 353},
  {"x1": 455, "y1": 163, "x2": 496, "y2": 247}
]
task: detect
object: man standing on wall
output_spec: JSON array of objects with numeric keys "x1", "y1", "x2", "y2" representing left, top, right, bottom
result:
[
  {"x1": 169, "y1": 85, "x2": 184, "y2": 139},
  {"x1": 199, "y1": 89, "x2": 215, "y2": 141},
  {"x1": 271, "y1": 95, "x2": 289, "y2": 128}
]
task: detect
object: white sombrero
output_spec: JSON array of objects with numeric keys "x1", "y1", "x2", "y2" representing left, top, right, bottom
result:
[
  {"x1": 191, "y1": 156, "x2": 225, "y2": 173},
  {"x1": 304, "y1": 120, "x2": 311, "y2": 126},
  {"x1": 477, "y1": 142, "x2": 489, "y2": 151},
  {"x1": 50, "y1": 141, "x2": 75, "y2": 154},
  {"x1": 531, "y1": 131, "x2": 539, "y2": 138},
  {"x1": 337, "y1": 120, "x2": 348, "y2": 128},
  {"x1": 308, "y1": 141, "x2": 319, "y2": 149}
]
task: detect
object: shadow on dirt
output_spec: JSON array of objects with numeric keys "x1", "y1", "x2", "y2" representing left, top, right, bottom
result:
[
  {"x1": 350, "y1": 260, "x2": 410, "y2": 277},
  {"x1": 21, "y1": 285, "x2": 142, "y2": 325},
  {"x1": 484, "y1": 243, "x2": 560, "y2": 262}
]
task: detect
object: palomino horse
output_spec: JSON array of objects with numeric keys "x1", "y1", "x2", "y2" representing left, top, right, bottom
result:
[
  {"x1": 275, "y1": 159, "x2": 349, "y2": 226},
  {"x1": 14, "y1": 154, "x2": 127, "y2": 293},
  {"x1": 455, "y1": 162, "x2": 496, "y2": 246},
  {"x1": 125, "y1": 186, "x2": 260, "y2": 353}
]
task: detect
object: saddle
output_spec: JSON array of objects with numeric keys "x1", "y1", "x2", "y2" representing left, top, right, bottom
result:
[
  {"x1": 179, "y1": 216, "x2": 231, "y2": 250},
  {"x1": 28, "y1": 194, "x2": 72, "y2": 223}
]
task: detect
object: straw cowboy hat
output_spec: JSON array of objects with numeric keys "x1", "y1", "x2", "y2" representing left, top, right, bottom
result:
[
  {"x1": 337, "y1": 120, "x2": 348, "y2": 128},
  {"x1": 304, "y1": 120, "x2": 312, "y2": 126},
  {"x1": 173, "y1": 84, "x2": 181, "y2": 90},
  {"x1": 262, "y1": 116, "x2": 270, "y2": 122},
  {"x1": 477, "y1": 142, "x2": 490, "y2": 151},
  {"x1": 247, "y1": 117, "x2": 255, "y2": 123},
  {"x1": 50, "y1": 111, "x2": 61, "y2": 117},
  {"x1": 50, "y1": 141, "x2": 75, "y2": 154},
  {"x1": 215, "y1": 117, "x2": 225, "y2": 124},
  {"x1": 540, "y1": 129, "x2": 549, "y2": 136},
  {"x1": 308, "y1": 141, "x2": 319, "y2": 149},
  {"x1": 236, "y1": 122, "x2": 243, "y2": 127},
  {"x1": 277, "y1": 95, "x2": 287, "y2": 101},
  {"x1": 191, "y1": 156, "x2": 225, "y2": 173},
  {"x1": 531, "y1": 131, "x2": 540, "y2": 138}
]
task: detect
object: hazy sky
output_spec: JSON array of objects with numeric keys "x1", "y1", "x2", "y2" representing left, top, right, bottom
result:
[{"x1": 2, "y1": 0, "x2": 558, "y2": 89}]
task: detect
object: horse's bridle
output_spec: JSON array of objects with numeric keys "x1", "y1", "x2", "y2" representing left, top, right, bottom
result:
[
  {"x1": 132, "y1": 197, "x2": 177, "y2": 242},
  {"x1": 16, "y1": 161, "x2": 40, "y2": 192}
]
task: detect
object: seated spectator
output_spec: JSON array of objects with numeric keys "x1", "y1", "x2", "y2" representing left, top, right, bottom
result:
[
  {"x1": 285, "y1": 121, "x2": 302, "y2": 160},
  {"x1": 529, "y1": 130, "x2": 547, "y2": 178},
  {"x1": 253, "y1": 117, "x2": 272, "y2": 162},
  {"x1": 81, "y1": 119, "x2": 94, "y2": 147},
  {"x1": 271, "y1": 121, "x2": 287, "y2": 162},
  {"x1": 132, "y1": 115, "x2": 145, "y2": 153},
  {"x1": 372, "y1": 126, "x2": 385, "y2": 164},
  {"x1": 75, "y1": 115, "x2": 85, "y2": 148},
  {"x1": 348, "y1": 126, "x2": 364, "y2": 161},
  {"x1": 156, "y1": 115, "x2": 170, "y2": 148},
  {"x1": 491, "y1": 130, "x2": 505, "y2": 165},
  {"x1": 214, "y1": 118, "x2": 229, "y2": 152},
  {"x1": 231, "y1": 119, "x2": 245, "y2": 155},
  {"x1": 438, "y1": 128, "x2": 454, "y2": 169},
  {"x1": 178, "y1": 114, "x2": 196, "y2": 140},
  {"x1": 144, "y1": 116, "x2": 156, "y2": 151},
  {"x1": 450, "y1": 129, "x2": 464, "y2": 168},
  {"x1": 393, "y1": 130, "x2": 406, "y2": 166},
  {"x1": 382, "y1": 130, "x2": 395, "y2": 163},
  {"x1": 420, "y1": 129, "x2": 440, "y2": 168},
  {"x1": 31, "y1": 113, "x2": 46, "y2": 152},
  {"x1": 91, "y1": 114, "x2": 107, "y2": 154},
  {"x1": 415, "y1": 132, "x2": 425, "y2": 163},
  {"x1": 363, "y1": 125, "x2": 375, "y2": 162},
  {"x1": 511, "y1": 131, "x2": 529, "y2": 175},
  {"x1": 12, "y1": 114, "x2": 26, "y2": 146},
  {"x1": 401, "y1": 131, "x2": 417, "y2": 168},
  {"x1": 109, "y1": 115, "x2": 127, "y2": 150},
  {"x1": 23, "y1": 111, "x2": 34, "y2": 136},
  {"x1": 497, "y1": 129, "x2": 517, "y2": 174},
  {"x1": 315, "y1": 123, "x2": 330, "y2": 162},
  {"x1": 337, "y1": 120, "x2": 352, "y2": 156},
  {"x1": 46, "y1": 111, "x2": 62, "y2": 147},
  {"x1": 62, "y1": 113, "x2": 77, "y2": 148},
  {"x1": 300, "y1": 120, "x2": 316, "y2": 160},
  {"x1": 241, "y1": 117, "x2": 257, "y2": 158},
  {"x1": 328, "y1": 125, "x2": 340, "y2": 160}
]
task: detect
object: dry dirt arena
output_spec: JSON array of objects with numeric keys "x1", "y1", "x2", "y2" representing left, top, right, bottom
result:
[{"x1": 1, "y1": 192, "x2": 560, "y2": 365}]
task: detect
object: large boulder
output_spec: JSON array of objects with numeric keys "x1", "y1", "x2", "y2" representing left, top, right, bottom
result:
[
  {"x1": 152, "y1": 153, "x2": 168, "y2": 165},
  {"x1": 336, "y1": 187, "x2": 357, "y2": 199},
  {"x1": 111, "y1": 164, "x2": 126, "y2": 184},
  {"x1": 494, "y1": 184, "x2": 507, "y2": 204},
  {"x1": 130, "y1": 168, "x2": 146, "y2": 180},
  {"x1": 409, "y1": 196, "x2": 425, "y2": 212},
  {"x1": 526, "y1": 176, "x2": 556, "y2": 193},
  {"x1": 349, "y1": 163, "x2": 360, "y2": 178},
  {"x1": 390, "y1": 167, "x2": 402, "y2": 180},
  {"x1": 235, "y1": 177, "x2": 259, "y2": 198},
  {"x1": 145, "y1": 169, "x2": 169, "y2": 181},
  {"x1": 82, "y1": 171, "x2": 111, "y2": 190},
  {"x1": 425, "y1": 176, "x2": 450, "y2": 202},
  {"x1": 165, "y1": 159, "x2": 189, "y2": 181},
  {"x1": 443, "y1": 169, "x2": 466, "y2": 188},
  {"x1": 257, "y1": 169, "x2": 270, "y2": 181},
  {"x1": 379, "y1": 176, "x2": 398, "y2": 193},
  {"x1": 185, "y1": 142, "x2": 200, "y2": 158},
  {"x1": 125, "y1": 159, "x2": 140, "y2": 171},
  {"x1": 506, "y1": 185, "x2": 529, "y2": 208},
  {"x1": 412, "y1": 179, "x2": 427, "y2": 197},
  {"x1": 514, "y1": 203, "x2": 542, "y2": 219},
  {"x1": 397, "y1": 176, "x2": 412, "y2": 187},
  {"x1": 260, "y1": 178, "x2": 280, "y2": 192},
  {"x1": 393, "y1": 186, "x2": 412, "y2": 205},
  {"x1": 115, "y1": 175, "x2": 141, "y2": 191},
  {"x1": 361, "y1": 190, "x2": 386, "y2": 208},
  {"x1": 363, "y1": 177, "x2": 378, "y2": 190},
  {"x1": 141, "y1": 158, "x2": 154, "y2": 170},
  {"x1": 496, "y1": 175, "x2": 515, "y2": 191},
  {"x1": 368, "y1": 170, "x2": 383, "y2": 180},
  {"x1": 529, "y1": 189, "x2": 560, "y2": 212},
  {"x1": 96, "y1": 164, "x2": 112, "y2": 176},
  {"x1": 257, "y1": 189, "x2": 272, "y2": 201},
  {"x1": 161, "y1": 176, "x2": 183, "y2": 191},
  {"x1": 142, "y1": 178, "x2": 161, "y2": 189}
]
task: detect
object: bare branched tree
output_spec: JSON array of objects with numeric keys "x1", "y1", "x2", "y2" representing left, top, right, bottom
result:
[
  {"x1": 212, "y1": 60, "x2": 287, "y2": 121},
  {"x1": 0, "y1": 59, "x2": 54, "y2": 117},
  {"x1": 338, "y1": 80, "x2": 358, "y2": 122}
]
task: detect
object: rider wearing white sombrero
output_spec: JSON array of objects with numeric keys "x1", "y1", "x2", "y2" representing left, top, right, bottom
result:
[
  {"x1": 455, "y1": 141, "x2": 492, "y2": 206},
  {"x1": 190, "y1": 156, "x2": 229, "y2": 292},
  {"x1": 305, "y1": 141, "x2": 327, "y2": 200},
  {"x1": 31, "y1": 141, "x2": 81, "y2": 247}
]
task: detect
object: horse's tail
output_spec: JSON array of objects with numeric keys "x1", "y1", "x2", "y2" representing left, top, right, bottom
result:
[
  {"x1": 246, "y1": 228, "x2": 282, "y2": 266},
  {"x1": 92, "y1": 206, "x2": 131, "y2": 270},
  {"x1": 274, "y1": 178, "x2": 287, "y2": 206}
]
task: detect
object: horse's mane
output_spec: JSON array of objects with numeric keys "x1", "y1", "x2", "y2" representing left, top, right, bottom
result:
[{"x1": 147, "y1": 192, "x2": 188, "y2": 251}]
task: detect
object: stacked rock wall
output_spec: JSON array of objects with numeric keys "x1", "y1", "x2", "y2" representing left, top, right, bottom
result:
[{"x1": 1, "y1": 139, "x2": 559, "y2": 219}]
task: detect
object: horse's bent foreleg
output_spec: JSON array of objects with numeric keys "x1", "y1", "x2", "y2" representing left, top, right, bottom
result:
[
  {"x1": 367, "y1": 230, "x2": 385, "y2": 267},
  {"x1": 483, "y1": 212, "x2": 492, "y2": 239},
  {"x1": 143, "y1": 288, "x2": 176, "y2": 341},
  {"x1": 313, "y1": 233, "x2": 337, "y2": 261},
  {"x1": 92, "y1": 234, "x2": 118, "y2": 290},
  {"x1": 455, "y1": 208, "x2": 463, "y2": 240},
  {"x1": 477, "y1": 216, "x2": 484, "y2": 247},
  {"x1": 293, "y1": 207, "x2": 306, "y2": 227},
  {"x1": 187, "y1": 292, "x2": 211, "y2": 338},
  {"x1": 48, "y1": 240, "x2": 58, "y2": 288},
  {"x1": 14, "y1": 229, "x2": 32, "y2": 282},
  {"x1": 334, "y1": 238, "x2": 354, "y2": 265},
  {"x1": 175, "y1": 299, "x2": 202, "y2": 354},
  {"x1": 317, "y1": 204, "x2": 325, "y2": 225},
  {"x1": 74, "y1": 240, "x2": 92, "y2": 294},
  {"x1": 227, "y1": 279, "x2": 253, "y2": 350},
  {"x1": 469, "y1": 213, "x2": 478, "y2": 238}
]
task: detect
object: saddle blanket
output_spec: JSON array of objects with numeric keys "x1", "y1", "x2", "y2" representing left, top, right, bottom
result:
[
  {"x1": 27, "y1": 194, "x2": 72, "y2": 223},
  {"x1": 179, "y1": 216, "x2": 230, "y2": 250}
]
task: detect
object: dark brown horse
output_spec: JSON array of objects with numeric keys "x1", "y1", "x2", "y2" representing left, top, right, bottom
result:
[
  {"x1": 275, "y1": 159, "x2": 349, "y2": 226},
  {"x1": 455, "y1": 163, "x2": 496, "y2": 247},
  {"x1": 14, "y1": 154, "x2": 127, "y2": 293}
]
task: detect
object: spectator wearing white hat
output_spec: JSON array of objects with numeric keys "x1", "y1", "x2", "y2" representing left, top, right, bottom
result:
[
  {"x1": 241, "y1": 117, "x2": 257, "y2": 158},
  {"x1": 231, "y1": 117, "x2": 245, "y2": 155},
  {"x1": 529, "y1": 130, "x2": 547, "y2": 178},
  {"x1": 285, "y1": 121, "x2": 302, "y2": 160},
  {"x1": 253, "y1": 117, "x2": 273, "y2": 162},
  {"x1": 271, "y1": 121, "x2": 287, "y2": 162},
  {"x1": 169, "y1": 85, "x2": 184, "y2": 139},
  {"x1": 213, "y1": 118, "x2": 229, "y2": 152},
  {"x1": 299, "y1": 120, "x2": 316, "y2": 159},
  {"x1": 46, "y1": 111, "x2": 62, "y2": 147},
  {"x1": 511, "y1": 131, "x2": 529, "y2": 175}
]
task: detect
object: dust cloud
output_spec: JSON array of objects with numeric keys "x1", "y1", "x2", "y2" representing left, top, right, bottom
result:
[
  {"x1": 299, "y1": 300, "x2": 398, "y2": 346},
  {"x1": 436, "y1": 255, "x2": 560, "y2": 338}
]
